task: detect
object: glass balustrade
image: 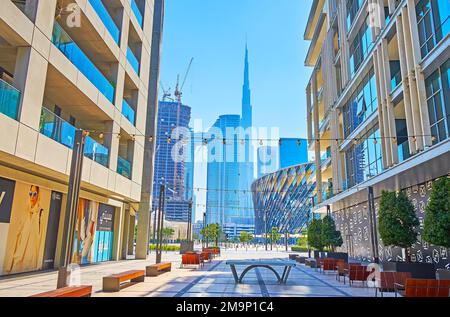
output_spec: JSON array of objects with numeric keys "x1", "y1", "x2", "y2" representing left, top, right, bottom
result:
[
  {"x1": 39, "y1": 107, "x2": 110, "y2": 167},
  {"x1": 130, "y1": 0, "x2": 143, "y2": 28},
  {"x1": 127, "y1": 47, "x2": 140, "y2": 75},
  {"x1": 89, "y1": 0, "x2": 120, "y2": 44},
  {"x1": 122, "y1": 98, "x2": 136, "y2": 125},
  {"x1": 117, "y1": 156, "x2": 132, "y2": 179},
  {"x1": 52, "y1": 22, "x2": 115, "y2": 103},
  {"x1": 0, "y1": 78, "x2": 20, "y2": 120}
]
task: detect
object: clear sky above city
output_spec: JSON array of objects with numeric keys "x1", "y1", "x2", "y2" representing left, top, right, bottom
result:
[
  {"x1": 159, "y1": 0, "x2": 314, "y2": 221},
  {"x1": 160, "y1": 0, "x2": 313, "y2": 138}
]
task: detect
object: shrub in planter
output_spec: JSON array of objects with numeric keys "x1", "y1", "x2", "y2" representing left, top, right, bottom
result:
[
  {"x1": 307, "y1": 218, "x2": 324, "y2": 251},
  {"x1": 378, "y1": 190, "x2": 419, "y2": 262},
  {"x1": 291, "y1": 246, "x2": 309, "y2": 252},
  {"x1": 321, "y1": 215, "x2": 343, "y2": 252},
  {"x1": 423, "y1": 177, "x2": 450, "y2": 248}
]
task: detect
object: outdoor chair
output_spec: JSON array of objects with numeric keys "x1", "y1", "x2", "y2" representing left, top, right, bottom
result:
[
  {"x1": 321, "y1": 258, "x2": 337, "y2": 274},
  {"x1": 348, "y1": 264, "x2": 370, "y2": 287},
  {"x1": 436, "y1": 269, "x2": 450, "y2": 280},
  {"x1": 375, "y1": 272, "x2": 411, "y2": 297},
  {"x1": 395, "y1": 279, "x2": 450, "y2": 297}
]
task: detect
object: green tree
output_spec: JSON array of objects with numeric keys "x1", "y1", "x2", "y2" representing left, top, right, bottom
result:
[
  {"x1": 321, "y1": 215, "x2": 343, "y2": 252},
  {"x1": 239, "y1": 231, "x2": 254, "y2": 250},
  {"x1": 161, "y1": 227, "x2": 175, "y2": 245},
  {"x1": 269, "y1": 227, "x2": 281, "y2": 250},
  {"x1": 423, "y1": 177, "x2": 450, "y2": 248},
  {"x1": 201, "y1": 223, "x2": 222, "y2": 247},
  {"x1": 307, "y1": 218, "x2": 324, "y2": 251},
  {"x1": 378, "y1": 190, "x2": 419, "y2": 262}
]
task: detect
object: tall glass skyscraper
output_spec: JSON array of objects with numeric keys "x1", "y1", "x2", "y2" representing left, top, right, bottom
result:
[
  {"x1": 152, "y1": 101, "x2": 192, "y2": 222},
  {"x1": 205, "y1": 46, "x2": 255, "y2": 238}
]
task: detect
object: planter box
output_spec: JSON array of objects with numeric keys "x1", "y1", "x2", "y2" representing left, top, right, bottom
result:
[
  {"x1": 289, "y1": 254, "x2": 299, "y2": 260},
  {"x1": 326, "y1": 252, "x2": 348, "y2": 263},
  {"x1": 382, "y1": 262, "x2": 436, "y2": 279},
  {"x1": 313, "y1": 251, "x2": 327, "y2": 258}
]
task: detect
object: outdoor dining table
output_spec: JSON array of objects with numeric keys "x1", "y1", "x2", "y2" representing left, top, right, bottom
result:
[{"x1": 225, "y1": 259, "x2": 297, "y2": 284}]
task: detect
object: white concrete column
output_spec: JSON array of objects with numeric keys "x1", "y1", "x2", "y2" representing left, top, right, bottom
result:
[
  {"x1": 374, "y1": 48, "x2": 391, "y2": 168},
  {"x1": 406, "y1": 1, "x2": 432, "y2": 148},
  {"x1": 396, "y1": 15, "x2": 416, "y2": 155},
  {"x1": 105, "y1": 121, "x2": 121, "y2": 171},
  {"x1": 312, "y1": 72, "x2": 322, "y2": 203},
  {"x1": 381, "y1": 39, "x2": 399, "y2": 164},
  {"x1": 13, "y1": 47, "x2": 48, "y2": 130},
  {"x1": 402, "y1": 7, "x2": 424, "y2": 151}
]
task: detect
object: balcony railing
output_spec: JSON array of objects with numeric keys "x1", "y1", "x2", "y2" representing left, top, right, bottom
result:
[
  {"x1": 391, "y1": 69, "x2": 402, "y2": 91},
  {"x1": 130, "y1": 0, "x2": 144, "y2": 28},
  {"x1": 39, "y1": 107, "x2": 109, "y2": 167},
  {"x1": 52, "y1": 22, "x2": 115, "y2": 103},
  {"x1": 127, "y1": 47, "x2": 140, "y2": 75},
  {"x1": 0, "y1": 78, "x2": 20, "y2": 120},
  {"x1": 122, "y1": 98, "x2": 136, "y2": 125},
  {"x1": 117, "y1": 156, "x2": 132, "y2": 179},
  {"x1": 89, "y1": 0, "x2": 120, "y2": 44}
]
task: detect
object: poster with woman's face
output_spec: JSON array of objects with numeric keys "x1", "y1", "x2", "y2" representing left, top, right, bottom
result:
[{"x1": 2, "y1": 182, "x2": 51, "y2": 275}]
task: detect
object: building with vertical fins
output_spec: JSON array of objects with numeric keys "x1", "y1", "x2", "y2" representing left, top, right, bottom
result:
[
  {"x1": 206, "y1": 46, "x2": 255, "y2": 238},
  {"x1": 305, "y1": 0, "x2": 449, "y2": 268},
  {"x1": 0, "y1": 0, "x2": 161, "y2": 275}
]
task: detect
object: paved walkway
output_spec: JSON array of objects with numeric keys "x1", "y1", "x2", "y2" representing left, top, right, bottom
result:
[{"x1": 0, "y1": 249, "x2": 390, "y2": 297}]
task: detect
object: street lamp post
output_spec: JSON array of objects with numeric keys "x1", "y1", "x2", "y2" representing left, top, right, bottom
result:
[
  {"x1": 264, "y1": 209, "x2": 268, "y2": 251},
  {"x1": 155, "y1": 184, "x2": 165, "y2": 264}
]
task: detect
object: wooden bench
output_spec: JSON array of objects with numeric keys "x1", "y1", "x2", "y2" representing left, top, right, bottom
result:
[
  {"x1": 103, "y1": 270, "x2": 145, "y2": 292},
  {"x1": 181, "y1": 252, "x2": 203, "y2": 268},
  {"x1": 146, "y1": 262, "x2": 172, "y2": 276},
  {"x1": 395, "y1": 278, "x2": 450, "y2": 297},
  {"x1": 30, "y1": 285, "x2": 92, "y2": 297}
]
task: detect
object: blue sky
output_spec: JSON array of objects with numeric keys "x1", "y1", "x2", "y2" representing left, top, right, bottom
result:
[
  {"x1": 159, "y1": 0, "x2": 313, "y2": 138},
  {"x1": 159, "y1": 0, "x2": 314, "y2": 220}
]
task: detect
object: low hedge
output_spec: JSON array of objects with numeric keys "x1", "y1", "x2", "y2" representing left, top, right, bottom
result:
[
  {"x1": 291, "y1": 246, "x2": 309, "y2": 252},
  {"x1": 148, "y1": 244, "x2": 180, "y2": 251}
]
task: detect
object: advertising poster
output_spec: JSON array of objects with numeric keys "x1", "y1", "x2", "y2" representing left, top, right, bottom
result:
[
  {"x1": 2, "y1": 182, "x2": 52, "y2": 275},
  {"x1": 72, "y1": 200, "x2": 115, "y2": 264},
  {"x1": 72, "y1": 199, "x2": 99, "y2": 265},
  {"x1": 0, "y1": 177, "x2": 16, "y2": 274},
  {"x1": 93, "y1": 204, "x2": 115, "y2": 262},
  {"x1": 42, "y1": 191, "x2": 63, "y2": 270}
]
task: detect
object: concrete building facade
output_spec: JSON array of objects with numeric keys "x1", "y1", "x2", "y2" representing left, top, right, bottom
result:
[
  {"x1": 0, "y1": 0, "x2": 161, "y2": 275},
  {"x1": 305, "y1": 0, "x2": 449, "y2": 267}
]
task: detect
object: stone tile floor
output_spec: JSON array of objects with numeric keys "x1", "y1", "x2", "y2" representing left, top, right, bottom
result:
[{"x1": 0, "y1": 249, "x2": 393, "y2": 297}]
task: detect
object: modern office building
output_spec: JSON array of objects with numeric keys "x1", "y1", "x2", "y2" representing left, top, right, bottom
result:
[
  {"x1": 252, "y1": 163, "x2": 316, "y2": 236},
  {"x1": 152, "y1": 101, "x2": 192, "y2": 222},
  {"x1": 305, "y1": 0, "x2": 449, "y2": 267},
  {"x1": 206, "y1": 115, "x2": 252, "y2": 237},
  {"x1": 257, "y1": 145, "x2": 279, "y2": 178},
  {"x1": 205, "y1": 47, "x2": 255, "y2": 238},
  {"x1": 0, "y1": 0, "x2": 162, "y2": 275},
  {"x1": 279, "y1": 138, "x2": 308, "y2": 169}
]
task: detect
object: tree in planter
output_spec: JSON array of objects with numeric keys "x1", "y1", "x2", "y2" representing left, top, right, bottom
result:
[
  {"x1": 307, "y1": 218, "x2": 324, "y2": 251},
  {"x1": 321, "y1": 215, "x2": 343, "y2": 252},
  {"x1": 378, "y1": 190, "x2": 419, "y2": 262},
  {"x1": 423, "y1": 177, "x2": 450, "y2": 248}
]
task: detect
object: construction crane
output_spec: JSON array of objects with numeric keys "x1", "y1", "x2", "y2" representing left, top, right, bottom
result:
[
  {"x1": 174, "y1": 57, "x2": 194, "y2": 103},
  {"x1": 160, "y1": 81, "x2": 173, "y2": 101}
]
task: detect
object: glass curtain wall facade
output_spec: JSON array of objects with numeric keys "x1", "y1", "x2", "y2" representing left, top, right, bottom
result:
[
  {"x1": 152, "y1": 101, "x2": 192, "y2": 222},
  {"x1": 252, "y1": 163, "x2": 316, "y2": 235}
]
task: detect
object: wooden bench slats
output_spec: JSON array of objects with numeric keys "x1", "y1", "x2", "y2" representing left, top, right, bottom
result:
[
  {"x1": 103, "y1": 270, "x2": 145, "y2": 292},
  {"x1": 31, "y1": 285, "x2": 92, "y2": 297},
  {"x1": 146, "y1": 262, "x2": 172, "y2": 276}
]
